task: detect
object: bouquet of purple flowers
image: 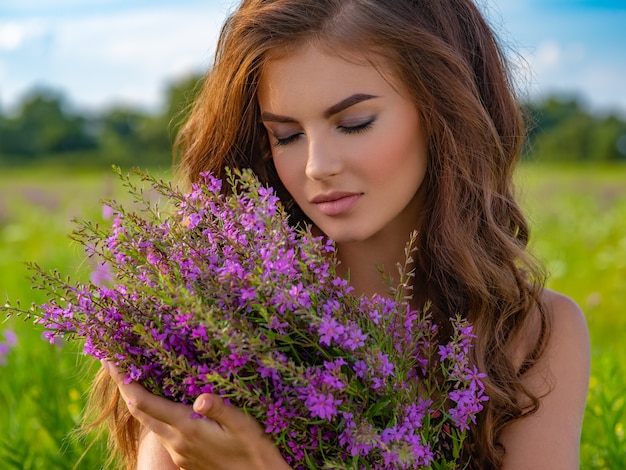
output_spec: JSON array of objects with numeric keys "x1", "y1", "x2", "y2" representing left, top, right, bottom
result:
[{"x1": 4, "y1": 167, "x2": 487, "y2": 469}]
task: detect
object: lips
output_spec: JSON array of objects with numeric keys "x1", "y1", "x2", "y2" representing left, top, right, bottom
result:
[{"x1": 310, "y1": 192, "x2": 362, "y2": 216}]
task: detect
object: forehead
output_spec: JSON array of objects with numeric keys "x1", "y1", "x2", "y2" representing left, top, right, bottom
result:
[{"x1": 257, "y1": 43, "x2": 403, "y2": 109}]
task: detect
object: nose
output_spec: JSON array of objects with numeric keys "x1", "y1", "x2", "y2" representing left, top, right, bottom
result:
[{"x1": 305, "y1": 137, "x2": 342, "y2": 181}]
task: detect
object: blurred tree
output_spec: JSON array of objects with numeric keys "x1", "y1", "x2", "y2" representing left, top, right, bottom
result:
[
  {"x1": 139, "y1": 73, "x2": 203, "y2": 153},
  {"x1": 534, "y1": 112, "x2": 594, "y2": 162},
  {"x1": 3, "y1": 80, "x2": 623, "y2": 167},
  {"x1": 591, "y1": 115, "x2": 626, "y2": 162},
  {"x1": 97, "y1": 106, "x2": 147, "y2": 164},
  {"x1": 524, "y1": 96, "x2": 626, "y2": 162},
  {"x1": 0, "y1": 88, "x2": 97, "y2": 162},
  {"x1": 130, "y1": 73, "x2": 203, "y2": 167},
  {"x1": 164, "y1": 73, "x2": 203, "y2": 135}
]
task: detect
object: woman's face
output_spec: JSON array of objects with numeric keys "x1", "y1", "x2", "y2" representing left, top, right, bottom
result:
[{"x1": 257, "y1": 45, "x2": 428, "y2": 244}]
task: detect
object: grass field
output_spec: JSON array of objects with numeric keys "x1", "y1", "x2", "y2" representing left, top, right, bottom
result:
[
  {"x1": 1, "y1": 163, "x2": 624, "y2": 469},
  {"x1": 516, "y1": 164, "x2": 626, "y2": 468}
]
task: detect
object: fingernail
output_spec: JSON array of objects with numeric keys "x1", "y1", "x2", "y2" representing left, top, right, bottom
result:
[{"x1": 196, "y1": 396, "x2": 208, "y2": 410}]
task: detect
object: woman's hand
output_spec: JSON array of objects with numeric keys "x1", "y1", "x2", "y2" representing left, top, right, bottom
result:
[{"x1": 102, "y1": 360, "x2": 291, "y2": 470}]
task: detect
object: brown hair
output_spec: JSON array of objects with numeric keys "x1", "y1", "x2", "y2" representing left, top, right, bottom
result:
[{"x1": 88, "y1": 1, "x2": 549, "y2": 468}]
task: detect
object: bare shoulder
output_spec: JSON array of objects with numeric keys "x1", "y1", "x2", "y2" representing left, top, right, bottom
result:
[
  {"x1": 538, "y1": 288, "x2": 590, "y2": 399},
  {"x1": 498, "y1": 289, "x2": 591, "y2": 470},
  {"x1": 542, "y1": 288, "x2": 589, "y2": 342},
  {"x1": 531, "y1": 288, "x2": 590, "y2": 402}
]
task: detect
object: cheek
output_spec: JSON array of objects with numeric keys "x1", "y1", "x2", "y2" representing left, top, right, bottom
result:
[
  {"x1": 358, "y1": 124, "x2": 427, "y2": 186},
  {"x1": 272, "y1": 154, "x2": 306, "y2": 201}
]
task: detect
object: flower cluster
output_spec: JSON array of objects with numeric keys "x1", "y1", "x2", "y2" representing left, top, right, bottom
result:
[
  {"x1": 4, "y1": 167, "x2": 487, "y2": 469},
  {"x1": 0, "y1": 328, "x2": 17, "y2": 366}
]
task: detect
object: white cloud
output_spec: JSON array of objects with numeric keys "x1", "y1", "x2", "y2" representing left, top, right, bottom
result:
[
  {"x1": 534, "y1": 41, "x2": 561, "y2": 69},
  {"x1": 580, "y1": 66, "x2": 626, "y2": 114},
  {"x1": 1, "y1": 4, "x2": 228, "y2": 111},
  {"x1": 529, "y1": 41, "x2": 587, "y2": 73},
  {"x1": 0, "y1": 23, "x2": 24, "y2": 50},
  {"x1": 51, "y1": 8, "x2": 222, "y2": 66},
  {"x1": 2, "y1": 0, "x2": 624, "y2": 116},
  {"x1": 2, "y1": 0, "x2": 106, "y2": 9},
  {"x1": 513, "y1": 41, "x2": 626, "y2": 115},
  {"x1": 0, "y1": 19, "x2": 47, "y2": 51}
]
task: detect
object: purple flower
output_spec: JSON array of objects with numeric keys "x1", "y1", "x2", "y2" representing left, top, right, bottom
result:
[
  {"x1": 438, "y1": 343, "x2": 455, "y2": 361},
  {"x1": 102, "y1": 204, "x2": 114, "y2": 220},
  {"x1": 2, "y1": 168, "x2": 487, "y2": 468},
  {"x1": 125, "y1": 363, "x2": 143, "y2": 383},
  {"x1": 91, "y1": 261, "x2": 113, "y2": 286},
  {"x1": 3, "y1": 329, "x2": 17, "y2": 347},
  {"x1": 352, "y1": 360, "x2": 368, "y2": 378},
  {"x1": 318, "y1": 316, "x2": 345, "y2": 347},
  {"x1": 219, "y1": 348, "x2": 249, "y2": 377},
  {"x1": 304, "y1": 391, "x2": 341, "y2": 420},
  {"x1": 264, "y1": 399, "x2": 292, "y2": 434},
  {"x1": 0, "y1": 330, "x2": 16, "y2": 366},
  {"x1": 339, "y1": 323, "x2": 367, "y2": 350}
]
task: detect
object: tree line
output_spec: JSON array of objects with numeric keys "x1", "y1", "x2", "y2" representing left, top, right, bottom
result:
[
  {"x1": 1, "y1": 74, "x2": 625, "y2": 168},
  {"x1": 0, "y1": 74, "x2": 201, "y2": 168}
]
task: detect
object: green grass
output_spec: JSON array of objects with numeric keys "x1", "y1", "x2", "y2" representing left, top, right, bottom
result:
[
  {"x1": 0, "y1": 165, "x2": 174, "y2": 469},
  {"x1": 1, "y1": 163, "x2": 624, "y2": 468},
  {"x1": 1, "y1": 169, "x2": 106, "y2": 468},
  {"x1": 516, "y1": 163, "x2": 626, "y2": 469}
]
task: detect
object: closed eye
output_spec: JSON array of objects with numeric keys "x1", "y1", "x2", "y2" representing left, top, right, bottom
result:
[
  {"x1": 338, "y1": 119, "x2": 374, "y2": 135},
  {"x1": 273, "y1": 133, "x2": 302, "y2": 147},
  {"x1": 272, "y1": 119, "x2": 375, "y2": 146}
]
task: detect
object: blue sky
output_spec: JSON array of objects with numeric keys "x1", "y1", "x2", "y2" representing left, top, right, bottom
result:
[{"x1": 1, "y1": 0, "x2": 625, "y2": 115}]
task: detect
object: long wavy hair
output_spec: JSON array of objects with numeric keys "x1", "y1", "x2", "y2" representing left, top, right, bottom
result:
[{"x1": 86, "y1": 1, "x2": 549, "y2": 468}]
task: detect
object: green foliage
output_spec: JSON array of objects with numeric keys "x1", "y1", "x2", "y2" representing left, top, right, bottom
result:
[
  {"x1": 0, "y1": 168, "x2": 155, "y2": 468},
  {"x1": 582, "y1": 354, "x2": 626, "y2": 469},
  {"x1": 0, "y1": 74, "x2": 203, "y2": 168},
  {"x1": 0, "y1": 164, "x2": 625, "y2": 468},
  {"x1": 523, "y1": 97, "x2": 626, "y2": 162},
  {"x1": 3, "y1": 77, "x2": 625, "y2": 167},
  {"x1": 0, "y1": 89, "x2": 98, "y2": 162}
]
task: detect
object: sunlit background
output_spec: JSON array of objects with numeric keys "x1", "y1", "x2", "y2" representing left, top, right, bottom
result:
[
  {"x1": 1, "y1": 0, "x2": 625, "y2": 115},
  {"x1": 1, "y1": 1, "x2": 625, "y2": 469}
]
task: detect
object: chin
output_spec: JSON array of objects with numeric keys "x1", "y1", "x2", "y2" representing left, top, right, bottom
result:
[
  {"x1": 319, "y1": 227, "x2": 370, "y2": 245},
  {"x1": 329, "y1": 236, "x2": 361, "y2": 244},
  {"x1": 311, "y1": 216, "x2": 379, "y2": 244}
]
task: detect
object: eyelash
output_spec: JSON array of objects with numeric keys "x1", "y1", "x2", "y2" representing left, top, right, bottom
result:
[
  {"x1": 274, "y1": 134, "x2": 300, "y2": 147},
  {"x1": 273, "y1": 120, "x2": 375, "y2": 147},
  {"x1": 339, "y1": 120, "x2": 373, "y2": 135}
]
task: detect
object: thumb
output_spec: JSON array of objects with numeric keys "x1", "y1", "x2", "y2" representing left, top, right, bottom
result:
[
  {"x1": 193, "y1": 393, "x2": 227, "y2": 421},
  {"x1": 193, "y1": 394, "x2": 255, "y2": 434}
]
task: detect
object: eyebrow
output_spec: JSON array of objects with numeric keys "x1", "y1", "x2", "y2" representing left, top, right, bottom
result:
[{"x1": 260, "y1": 93, "x2": 379, "y2": 123}]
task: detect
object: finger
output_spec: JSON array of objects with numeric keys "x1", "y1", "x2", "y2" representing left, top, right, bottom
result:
[
  {"x1": 102, "y1": 359, "x2": 129, "y2": 385},
  {"x1": 193, "y1": 394, "x2": 255, "y2": 435},
  {"x1": 102, "y1": 360, "x2": 192, "y2": 430}
]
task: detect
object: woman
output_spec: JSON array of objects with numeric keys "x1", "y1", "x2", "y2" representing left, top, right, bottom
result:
[{"x1": 90, "y1": 0, "x2": 590, "y2": 468}]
